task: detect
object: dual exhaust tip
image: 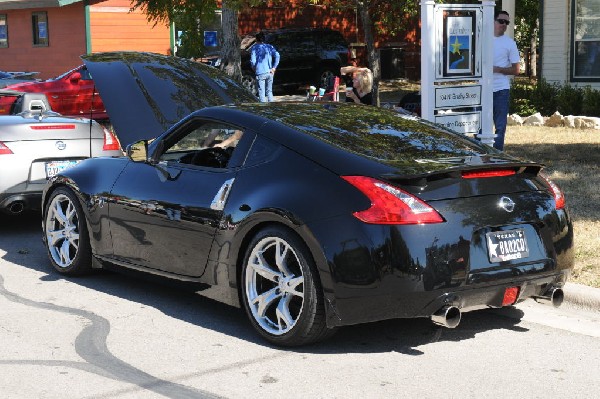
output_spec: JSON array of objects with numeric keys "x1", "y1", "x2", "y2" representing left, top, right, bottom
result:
[
  {"x1": 431, "y1": 287, "x2": 564, "y2": 329},
  {"x1": 534, "y1": 287, "x2": 564, "y2": 308},
  {"x1": 2, "y1": 200, "x2": 26, "y2": 215},
  {"x1": 431, "y1": 305, "x2": 461, "y2": 329}
]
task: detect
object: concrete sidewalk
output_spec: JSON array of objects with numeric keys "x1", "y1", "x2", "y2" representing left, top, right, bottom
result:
[{"x1": 564, "y1": 282, "x2": 600, "y2": 312}]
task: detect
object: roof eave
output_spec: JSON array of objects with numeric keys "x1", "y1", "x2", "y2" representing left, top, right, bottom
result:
[{"x1": 0, "y1": 0, "x2": 84, "y2": 11}]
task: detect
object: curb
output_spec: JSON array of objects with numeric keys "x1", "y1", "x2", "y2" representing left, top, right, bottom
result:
[{"x1": 563, "y1": 282, "x2": 600, "y2": 312}]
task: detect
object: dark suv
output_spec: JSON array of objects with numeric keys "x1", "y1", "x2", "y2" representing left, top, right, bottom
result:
[{"x1": 204, "y1": 28, "x2": 350, "y2": 95}]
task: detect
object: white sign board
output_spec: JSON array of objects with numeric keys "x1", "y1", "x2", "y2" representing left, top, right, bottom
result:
[
  {"x1": 435, "y1": 112, "x2": 481, "y2": 134},
  {"x1": 435, "y1": 85, "x2": 481, "y2": 108}
]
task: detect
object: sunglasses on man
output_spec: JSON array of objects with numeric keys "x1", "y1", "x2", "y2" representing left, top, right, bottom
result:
[{"x1": 496, "y1": 19, "x2": 510, "y2": 25}]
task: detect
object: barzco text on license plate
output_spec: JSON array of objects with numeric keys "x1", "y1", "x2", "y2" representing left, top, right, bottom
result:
[{"x1": 486, "y1": 229, "x2": 529, "y2": 262}]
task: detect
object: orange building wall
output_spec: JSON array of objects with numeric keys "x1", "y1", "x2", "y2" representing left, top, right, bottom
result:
[
  {"x1": 89, "y1": 0, "x2": 171, "y2": 55},
  {"x1": 0, "y1": 4, "x2": 87, "y2": 79}
]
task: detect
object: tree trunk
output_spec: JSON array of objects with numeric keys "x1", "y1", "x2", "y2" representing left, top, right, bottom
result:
[
  {"x1": 220, "y1": 0, "x2": 241, "y2": 81},
  {"x1": 530, "y1": 19, "x2": 538, "y2": 78},
  {"x1": 357, "y1": 1, "x2": 380, "y2": 107}
]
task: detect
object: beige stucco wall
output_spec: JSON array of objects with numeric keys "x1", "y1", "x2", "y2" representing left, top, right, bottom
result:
[{"x1": 542, "y1": 0, "x2": 570, "y2": 84}]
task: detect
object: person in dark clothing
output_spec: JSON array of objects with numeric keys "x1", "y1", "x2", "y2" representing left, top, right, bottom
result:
[{"x1": 340, "y1": 65, "x2": 373, "y2": 105}]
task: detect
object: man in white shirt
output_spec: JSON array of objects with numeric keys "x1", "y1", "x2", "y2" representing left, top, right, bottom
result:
[{"x1": 493, "y1": 10, "x2": 520, "y2": 150}]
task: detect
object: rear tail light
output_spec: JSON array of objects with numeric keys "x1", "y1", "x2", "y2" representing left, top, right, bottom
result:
[
  {"x1": 30, "y1": 124, "x2": 76, "y2": 130},
  {"x1": 462, "y1": 168, "x2": 516, "y2": 178},
  {"x1": 342, "y1": 176, "x2": 444, "y2": 225},
  {"x1": 0, "y1": 141, "x2": 13, "y2": 155},
  {"x1": 540, "y1": 174, "x2": 566, "y2": 210},
  {"x1": 102, "y1": 126, "x2": 121, "y2": 151},
  {"x1": 502, "y1": 286, "x2": 520, "y2": 306}
]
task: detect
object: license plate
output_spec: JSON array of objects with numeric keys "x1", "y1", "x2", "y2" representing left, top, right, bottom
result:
[
  {"x1": 486, "y1": 229, "x2": 529, "y2": 262},
  {"x1": 45, "y1": 160, "x2": 80, "y2": 178}
]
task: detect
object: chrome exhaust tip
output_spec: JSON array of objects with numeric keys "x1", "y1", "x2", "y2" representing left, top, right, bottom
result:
[
  {"x1": 431, "y1": 305, "x2": 462, "y2": 329},
  {"x1": 534, "y1": 287, "x2": 564, "y2": 307},
  {"x1": 8, "y1": 201, "x2": 25, "y2": 215}
]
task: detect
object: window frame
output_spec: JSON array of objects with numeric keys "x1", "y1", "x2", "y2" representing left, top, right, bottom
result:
[
  {"x1": 158, "y1": 119, "x2": 249, "y2": 170},
  {"x1": 571, "y1": 0, "x2": 600, "y2": 82},
  {"x1": 0, "y1": 14, "x2": 7, "y2": 48},
  {"x1": 32, "y1": 11, "x2": 49, "y2": 47}
]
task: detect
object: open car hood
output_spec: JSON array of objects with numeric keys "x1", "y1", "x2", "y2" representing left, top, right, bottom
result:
[{"x1": 82, "y1": 51, "x2": 257, "y2": 147}]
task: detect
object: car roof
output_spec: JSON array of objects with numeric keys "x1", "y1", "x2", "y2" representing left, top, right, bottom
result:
[{"x1": 187, "y1": 102, "x2": 516, "y2": 177}]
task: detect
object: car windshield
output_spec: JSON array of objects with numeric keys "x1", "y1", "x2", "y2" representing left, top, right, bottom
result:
[{"x1": 47, "y1": 67, "x2": 80, "y2": 81}]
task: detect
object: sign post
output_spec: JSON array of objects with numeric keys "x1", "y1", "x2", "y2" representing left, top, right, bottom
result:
[
  {"x1": 420, "y1": 0, "x2": 496, "y2": 146},
  {"x1": 478, "y1": 0, "x2": 495, "y2": 145}
]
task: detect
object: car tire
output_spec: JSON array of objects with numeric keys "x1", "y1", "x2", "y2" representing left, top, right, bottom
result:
[
  {"x1": 241, "y1": 226, "x2": 335, "y2": 346},
  {"x1": 242, "y1": 72, "x2": 258, "y2": 97},
  {"x1": 44, "y1": 187, "x2": 93, "y2": 276}
]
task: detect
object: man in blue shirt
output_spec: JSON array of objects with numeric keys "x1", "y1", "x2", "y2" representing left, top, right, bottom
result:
[{"x1": 250, "y1": 31, "x2": 280, "y2": 102}]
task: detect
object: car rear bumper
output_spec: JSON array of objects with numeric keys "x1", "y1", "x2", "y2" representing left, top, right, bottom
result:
[
  {"x1": 0, "y1": 192, "x2": 42, "y2": 215},
  {"x1": 325, "y1": 271, "x2": 570, "y2": 327},
  {"x1": 304, "y1": 200, "x2": 574, "y2": 328}
]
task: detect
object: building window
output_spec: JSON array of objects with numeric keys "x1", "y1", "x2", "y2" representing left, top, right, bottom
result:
[
  {"x1": 572, "y1": 0, "x2": 600, "y2": 80},
  {"x1": 0, "y1": 15, "x2": 7, "y2": 48},
  {"x1": 32, "y1": 12, "x2": 48, "y2": 47}
]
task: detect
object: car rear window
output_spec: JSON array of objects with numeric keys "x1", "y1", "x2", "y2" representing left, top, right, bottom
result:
[{"x1": 239, "y1": 103, "x2": 493, "y2": 162}]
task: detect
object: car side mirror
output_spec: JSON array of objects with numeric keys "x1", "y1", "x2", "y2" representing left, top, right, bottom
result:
[
  {"x1": 127, "y1": 140, "x2": 148, "y2": 162},
  {"x1": 69, "y1": 72, "x2": 82, "y2": 84}
]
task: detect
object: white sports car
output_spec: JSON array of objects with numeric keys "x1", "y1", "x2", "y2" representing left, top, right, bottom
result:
[{"x1": 0, "y1": 92, "x2": 122, "y2": 215}]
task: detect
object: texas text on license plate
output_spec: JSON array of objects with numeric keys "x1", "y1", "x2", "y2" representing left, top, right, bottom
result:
[
  {"x1": 45, "y1": 160, "x2": 80, "y2": 179},
  {"x1": 486, "y1": 229, "x2": 529, "y2": 262}
]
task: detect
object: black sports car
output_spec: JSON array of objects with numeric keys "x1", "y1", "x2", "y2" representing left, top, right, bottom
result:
[{"x1": 42, "y1": 52, "x2": 574, "y2": 347}]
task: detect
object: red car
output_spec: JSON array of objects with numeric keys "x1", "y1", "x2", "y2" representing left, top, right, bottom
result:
[{"x1": 0, "y1": 65, "x2": 107, "y2": 120}]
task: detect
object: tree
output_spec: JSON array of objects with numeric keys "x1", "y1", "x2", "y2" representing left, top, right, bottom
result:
[
  {"x1": 514, "y1": 0, "x2": 540, "y2": 77},
  {"x1": 131, "y1": 1, "x2": 278, "y2": 82},
  {"x1": 220, "y1": 0, "x2": 242, "y2": 81}
]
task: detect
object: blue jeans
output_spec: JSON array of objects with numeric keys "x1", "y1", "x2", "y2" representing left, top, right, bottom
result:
[
  {"x1": 493, "y1": 89, "x2": 510, "y2": 150},
  {"x1": 256, "y1": 72, "x2": 273, "y2": 102}
]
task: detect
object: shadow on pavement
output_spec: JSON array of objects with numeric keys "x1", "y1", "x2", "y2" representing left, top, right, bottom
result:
[{"x1": 0, "y1": 213, "x2": 528, "y2": 355}]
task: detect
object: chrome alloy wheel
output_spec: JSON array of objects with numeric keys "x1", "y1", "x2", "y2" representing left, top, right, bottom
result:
[
  {"x1": 45, "y1": 193, "x2": 80, "y2": 268},
  {"x1": 245, "y1": 236, "x2": 305, "y2": 336}
]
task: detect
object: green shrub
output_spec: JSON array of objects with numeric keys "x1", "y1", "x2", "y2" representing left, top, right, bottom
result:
[
  {"x1": 510, "y1": 81, "x2": 535, "y2": 115},
  {"x1": 510, "y1": 78, "x2": 600, "y2": 116},
  {"x1": 511, "y1": 97, "x2": 537, "y2": 116},
  {"x1": 582, "y1": 86, "x2": 600, "y2": 117},
  {"x1": 530, "y1": 78, "x2": 559, "y2": 116},
  {"x1": 556, "y1": 84, "x2": 584, "y2": 116}
]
